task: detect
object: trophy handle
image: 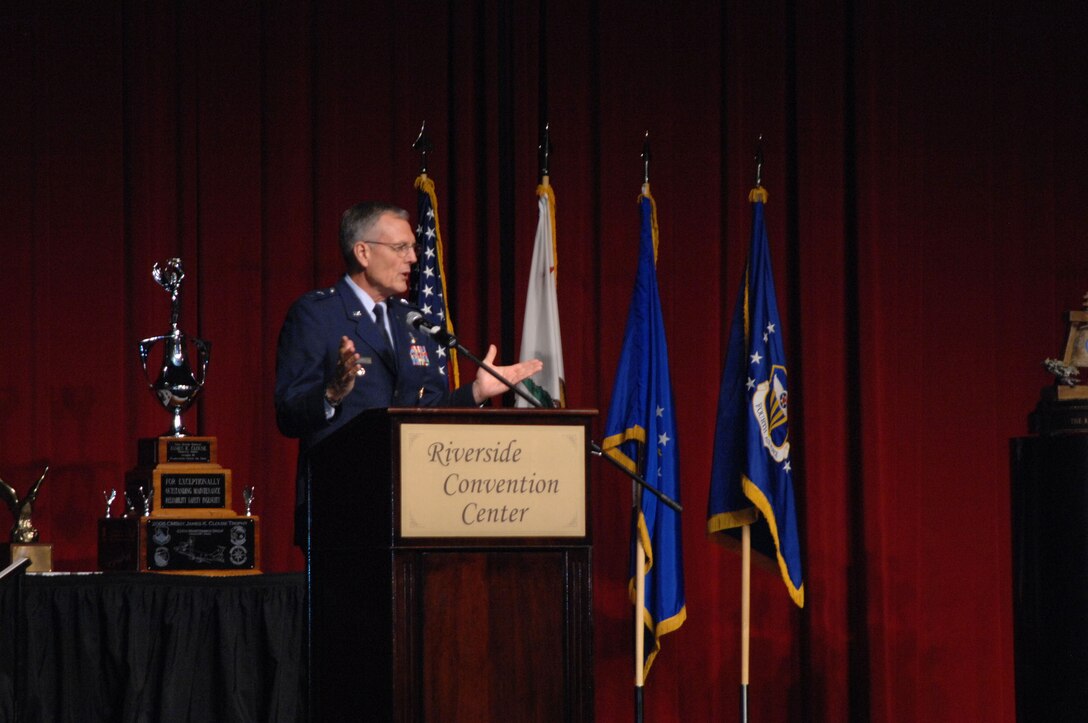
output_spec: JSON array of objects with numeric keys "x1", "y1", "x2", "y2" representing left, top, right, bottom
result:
[
  {"x1": 191, "y1": 338, "x2": 212, "y2": 386},
  {"x1": 138, "y1": 335, "x2": 169, "y2": 388}
]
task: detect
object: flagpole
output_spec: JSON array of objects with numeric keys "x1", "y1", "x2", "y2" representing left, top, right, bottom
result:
[
  {"x1": 741, "y1": 142, "x2": 759, "y2": 723},
  {"x1": 539, "y1": 121, "x2": 551, "y2": 179},
  {"x1": 635, "y1": 517, "x2": 646, "y2": 723},
  {"x1": 633, "y1": 442, "x2": 647, "y2": 723},
  {"x1": 741, "y1": 523, "x2": 751, "y2": 723},
  {"x1": 633, "y1": 134, "x2": 651, "y2": 723}
]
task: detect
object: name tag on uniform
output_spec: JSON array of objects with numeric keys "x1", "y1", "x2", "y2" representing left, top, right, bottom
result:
[{"x1": 409, "y1": 344, "x2": 430, "y2": 366}]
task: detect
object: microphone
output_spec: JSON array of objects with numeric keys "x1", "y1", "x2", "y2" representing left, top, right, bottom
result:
[
  {"x1": 405, "y1": 310, "x2": 454, "y2": 345},
  {"x1": 405, "y1": 310, "x2": 435, "y2": 333}
]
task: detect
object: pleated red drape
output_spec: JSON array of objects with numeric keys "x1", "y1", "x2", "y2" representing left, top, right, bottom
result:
[{"x1": 3, "y1": 1, "x2": 1086, "y2": 720}]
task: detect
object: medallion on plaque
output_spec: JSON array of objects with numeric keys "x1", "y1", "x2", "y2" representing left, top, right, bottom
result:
[
  {"x1": 1033, "y1": 292, "x2": 1088, "y2": 434},
  {"x1": 0, "y1": 465, "x2": 53, "y2": 572},
  {"x1": 97, "y1": 258, "x2": 260, "y2": 575}
]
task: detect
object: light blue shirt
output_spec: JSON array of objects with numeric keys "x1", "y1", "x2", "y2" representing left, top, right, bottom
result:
[{"x1": 344, "y1": 274, "x2": 394, "y2": 340}]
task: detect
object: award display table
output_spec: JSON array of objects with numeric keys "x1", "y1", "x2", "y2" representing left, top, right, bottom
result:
[
  {"x1": 0, "y1": 572, "x2": 304, "y2": 722},
  {"x1": 1009, "y1": 432, "x2": 1088, "y2": 721},
  {"x1": 307, "y1": 407, "x2": 595, "y2": 722}
]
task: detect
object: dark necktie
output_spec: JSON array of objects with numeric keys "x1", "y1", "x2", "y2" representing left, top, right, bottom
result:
[{"x1": 374, "y1": 301, "x2": 394, "y2": 352}]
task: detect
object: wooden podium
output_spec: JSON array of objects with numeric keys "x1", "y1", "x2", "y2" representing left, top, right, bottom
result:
[{"x1": 307, "y1": 407, "x2": 595, "y2": 722}]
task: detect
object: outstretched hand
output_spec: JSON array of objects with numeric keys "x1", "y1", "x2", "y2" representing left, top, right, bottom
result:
[
  {"x1": 326, "y1": 336, "x2": 365, "y2": 404},
  {"x1": 471, "y1": 344, "x2": 544, "y2": 404}
]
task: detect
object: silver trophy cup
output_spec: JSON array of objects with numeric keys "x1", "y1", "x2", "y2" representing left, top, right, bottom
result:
[{"x1": 138, "y1": 259, "x2": 211, "y2": 437}]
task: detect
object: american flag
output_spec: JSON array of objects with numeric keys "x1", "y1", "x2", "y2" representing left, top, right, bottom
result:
[{"x1": 410, "y1": 174, "x2": 460, "y2": 387}]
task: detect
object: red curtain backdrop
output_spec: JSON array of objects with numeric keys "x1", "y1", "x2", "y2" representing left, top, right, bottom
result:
[{"x1": 3, "y1": 1, "x2": 1087, "y2": 720}]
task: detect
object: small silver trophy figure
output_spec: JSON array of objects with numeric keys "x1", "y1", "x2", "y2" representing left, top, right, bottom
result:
[
  {"x1": 124, "y1": 492, "x2": 138, "y2": 518},
  {"x1": 102, "y1": 489, "x2": 117, "y2": 519},
  {"x1": 243, "y1": 486, "x2": 255, "y2": 517},
  {"x1": 130, "y1": 484, "x2": 153, "y2": 519},
  {"x1": 138, "y1": 258, "x2": 211, "y2": 437}
]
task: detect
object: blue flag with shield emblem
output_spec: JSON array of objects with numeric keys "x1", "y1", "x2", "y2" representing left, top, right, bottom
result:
[
  {"x1": 602, "y1": 186, "x2": 686, "y2": 677},
  {"x1": 707, "y1": 186, "x2": 804, "y2": 608}
]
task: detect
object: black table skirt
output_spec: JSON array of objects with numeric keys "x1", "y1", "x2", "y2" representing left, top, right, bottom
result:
[{"x1": 0, "y1": 572, "x2": 305, "y2": 723}]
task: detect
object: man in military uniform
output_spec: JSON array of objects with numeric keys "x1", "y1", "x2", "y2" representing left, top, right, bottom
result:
[{"x1": 275, "y1": 201, "x2": 542, "y2": 545}]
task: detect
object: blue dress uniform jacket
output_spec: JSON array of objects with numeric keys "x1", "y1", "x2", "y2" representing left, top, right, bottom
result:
[{"x1": 274, "y1": 276, "x2": 475, "y2": 544}]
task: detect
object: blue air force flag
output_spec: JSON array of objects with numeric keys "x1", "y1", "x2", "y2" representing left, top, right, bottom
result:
[
  {"x1": 707, "y1": 186, "x2": 804, "y2": 608},
  {"x1": 602, "y1": 186, "x2": 686, "y2": 677}
]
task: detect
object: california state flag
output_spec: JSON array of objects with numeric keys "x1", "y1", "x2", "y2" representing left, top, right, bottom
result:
[{"x1": 517, "y1": 180, "x2": 566, "y2": 407}]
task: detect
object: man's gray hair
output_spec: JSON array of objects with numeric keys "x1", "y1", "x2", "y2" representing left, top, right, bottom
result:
[{"x1": 339, "y1": 202, "x2": 410, "y2": 270}]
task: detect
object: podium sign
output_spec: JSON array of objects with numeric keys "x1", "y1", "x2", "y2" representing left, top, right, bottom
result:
[{"x1": 399, "y1": 423, "x2": 586, "y2": 538}]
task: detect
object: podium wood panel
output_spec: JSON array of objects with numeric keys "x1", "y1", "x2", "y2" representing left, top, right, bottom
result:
[{"x1": 308, "y1": 408, "x2": 594, "y2": 722}]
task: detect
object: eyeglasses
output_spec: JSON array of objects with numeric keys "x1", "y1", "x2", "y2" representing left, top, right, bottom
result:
[{"x1": 363, "y1": 240, "x2": 422, "y2": 258}]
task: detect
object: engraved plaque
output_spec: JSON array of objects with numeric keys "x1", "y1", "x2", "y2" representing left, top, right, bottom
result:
[
  {"x1": 165, "y1": 439, "x2": 213, "y2": 463},
  {"x1": 159, "y1": 472, "x2": 227, "y2": 509},
  {"x1": 138, "y1": 436, "x2": 218, "y2": 466},
  {"x1": 145, "y1": 518, "x2": 257, "y2": 572}
]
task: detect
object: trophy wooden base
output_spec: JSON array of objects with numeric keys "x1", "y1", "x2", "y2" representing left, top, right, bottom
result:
[
  {"x1": 1, "y1": 542, "x2": 53, "y2": 572},
  {"x1": 1031, "y1": 393, "x2": 1088, "y2": 434},
  {"x1": 107, "y1": 434, "x2": 261, "y2": 575},
  {"x1": 126, "y1": 463, "x2": 234, "y2": 518},
  {"x1": 1055, "y1": 385, "x2": 1088, "y2": 401}
]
